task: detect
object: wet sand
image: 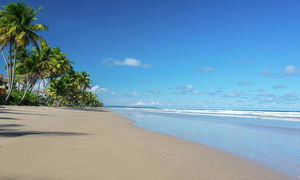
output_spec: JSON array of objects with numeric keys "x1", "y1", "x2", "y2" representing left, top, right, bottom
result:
[{"x1": 0, "y1": 106, "x2": 290, "y2": 180}]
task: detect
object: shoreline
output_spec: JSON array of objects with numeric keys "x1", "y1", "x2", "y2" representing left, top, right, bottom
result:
[{"x1": 0, "y1": 106, "x2": 291, "y2": 180}]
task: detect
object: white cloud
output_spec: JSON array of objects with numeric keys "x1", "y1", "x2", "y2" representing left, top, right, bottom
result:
[
  {"x1": 191, "y1": 90, "x2": 203, "y2": 94},
  {"x1": 255, "y1": 92, "x2": 299, "y2": 104},
  {"x1": 261, "y1": 69, "x2": 274, "y2": 77},
  {"x1": 225, "y1": 90, "x2": 248, "y2": 97},
  {"x1": 272, "y1": 84, "x2": 286, "y2": 89},
  {"x1": 261, "y1": 65, "x2": 300, "y2": 78},
  {"x1": 199, "y1": 67, "x2": 215, "y2": 72},
  {"x1": 102, "y1": 58, "x2": 150, "y2": 68},
  {"x1": 284, "y1": 65, "x2": 300, "y2": 75},
  {"x1": 177, "y1": 84, "x2": 194, "y2": 89},
  {"x1": 185, "y1": 84, "x2": 194, "y2": 89},
  {"x1": 238, "y1": 81, "x2": 252, "y2": 86},
  {"x1": 89, "y1": 85, "x2": 116, "y2": 94},
  {"x1": 172, "y1": 90, "x2": 187, "y2": 95},
  {"x1": 125, "y1": 91, "x2": 140, "y2": 96},
  {"x1": 131, "y1": 100, "x2": 161, "y2": 106},
  {"x1": 90, "y1": 85, "x2": 100, "y2": 92},
  {"x1": 209, "y1": 88, "x2": 225, "y2": 96},
  {"x1": 173, "y1": 85, "x2": 204, "y2": 95},
  {"x1": 258, "y1": 93, "x2": 276, "y2": 97},
  {"x1": 131, "y1": 92, "x2": 140, "y2": 96},
  {"x1": 257, "y1": 88, "x2": 265, "y2": 92},
  {"x1": 146, "y1": 89, "x2": 161, "y2": 94}
]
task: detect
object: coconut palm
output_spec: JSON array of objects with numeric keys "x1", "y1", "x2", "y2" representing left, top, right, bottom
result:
[
  {"x1": 48, "y1": 47, "x2": 72, "y2": 79},
  {"x1": 15, "y1": 41, "x2": 73, "y2": 104},
  {"x1": 47, "y1": 70, "x2": 100, "y2": 107},
  {"x1": 0, "y1": 2, "x2": 48, "y2": 101},
  {"x1": 16, "y1": 42, "x2": 55, "y2": 102},
  {"x1": 16, "y1": 48, "x2": 42, "y2": 102}
]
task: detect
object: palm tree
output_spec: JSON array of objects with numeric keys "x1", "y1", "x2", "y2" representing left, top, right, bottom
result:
[
  {"x1": 15, "y1": 48, "x2": 42, "y2": 103},
  {"x1": 15, "y1": 41, "x2": 73, "y2": 104},
  {"x1": 46, "y1": 70, "x2": 101, "y2": 107},
  {"x1": 79, "y1": 71, "x2": 91, "y2": 91},
  {"x1": 16, "y1": 42, "x2": 53, "y2": 103},
  {"x1": 0, "y1": 2, "x2": 48, "y2": 101},
  {"x1": 48, "y1": 47, "x2": 72, "y2": 78}
]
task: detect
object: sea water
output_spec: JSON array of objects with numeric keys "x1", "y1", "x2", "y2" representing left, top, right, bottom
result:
[{"x1": 110, "y1": 107, "x2": 300, "y2": 178}]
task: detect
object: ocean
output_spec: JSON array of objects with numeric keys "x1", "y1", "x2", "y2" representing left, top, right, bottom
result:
[{"x1": 109, "y1": 107, "x2": 300, "y2": 179}]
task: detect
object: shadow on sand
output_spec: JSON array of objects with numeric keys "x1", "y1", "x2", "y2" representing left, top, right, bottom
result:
[
  {"x1": 0, "y1": 107, "x2": 90, "y2": 138},
  {"x1": 0, "y1": 117, "x2": 21, "y2": 120},
  {"x1": 0, "y1": 124, "x2": 88, "y2": 137},
  {"x1": 0, "y1": 108, "x2": 51, "y2": 116},
  {"x1": 0, "y1": 124, "x2": 23, "y2": 128},
  {"x1": 0, "y1": 131, "x2": 88, "y2": 137}
]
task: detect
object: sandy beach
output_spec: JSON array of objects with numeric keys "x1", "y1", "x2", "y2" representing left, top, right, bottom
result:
[{"x1": 0, "y1": 106, "x2": 290, "y2": 180}]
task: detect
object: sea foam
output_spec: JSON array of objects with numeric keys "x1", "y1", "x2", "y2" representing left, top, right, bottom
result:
[{"x1": 117, "y1": 108, "x2": 300, "y2": 122}]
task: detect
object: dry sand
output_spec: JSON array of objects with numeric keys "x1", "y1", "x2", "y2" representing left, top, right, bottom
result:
[{"x1": 0, "y1": 106, "x2": 290, "y2": 180}]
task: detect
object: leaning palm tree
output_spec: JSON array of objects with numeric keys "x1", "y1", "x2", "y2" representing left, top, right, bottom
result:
[{"x1": 0, "y1": 2, "x2": 48, "y2": 101}]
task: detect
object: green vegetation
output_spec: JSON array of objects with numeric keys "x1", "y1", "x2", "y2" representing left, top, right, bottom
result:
[{"x1": 0, "y1": 2, "x2": 103, "y2": 107}]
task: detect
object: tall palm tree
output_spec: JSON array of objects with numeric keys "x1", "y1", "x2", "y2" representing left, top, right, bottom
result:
[{"x1": 0, "y1": 2, "x2": 48, "y2": 101}]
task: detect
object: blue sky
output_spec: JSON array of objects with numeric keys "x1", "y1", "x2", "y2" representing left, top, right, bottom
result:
[{"x1": 2, "y1": 0, "x2": 300, "y2": 110}]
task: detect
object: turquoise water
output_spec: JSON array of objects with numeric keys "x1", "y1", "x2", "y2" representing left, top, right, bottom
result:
[{"x1": 110, "y1": 108, "x2": 300, "y2": 179}]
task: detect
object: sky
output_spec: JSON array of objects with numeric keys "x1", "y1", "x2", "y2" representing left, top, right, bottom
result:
[{"x1": 1, "y1": 0, "x2": 300, "y2": 110}]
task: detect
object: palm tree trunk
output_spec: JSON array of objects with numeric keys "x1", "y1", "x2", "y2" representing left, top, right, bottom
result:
[
  {"x1": 20, "y1": 79, "x2": 27, "y2": 91},
  {"x1": 19, "y1": 80, "x2": 32, "y2": 104},
  {"x1": 1, "y1": 49, "x2": 9, "y2": 73},
  {"x1": 5, "y1": 46, "x2": 17, "y2": 101},
  {"x1": 0, "y1": 49, "x2": 10, "y2": 102},
  {"x1": 56, "y1": 97, "x2": 64, "y2": 107},
  {"x1": 5, "y1": 61, "x2": 13, "y2": 101},
  {"x1": 28, "y1": 81, "x2": 35, "y2": 93},
  {"x1": 52, "y1": 97, "x2": 57, "y2": 107},
  {"x1": 19, "y1": 86, "x2": 29, "y2": 104}
]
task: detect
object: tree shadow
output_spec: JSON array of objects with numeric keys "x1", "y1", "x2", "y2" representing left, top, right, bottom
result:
[
  {"x1": 0, "y1": 117, "x2": 21, "y2": 120},
  {"x1": 0, "y1": 124, "x2": 23, "y2": 128},
  {"x1": 0, "y1": 124, "x2": 23, "y2": 132},
  {"x1": 0, "y1": 110, "x2": 51, "y2": 116},
  {"x1": 0, "y1": 130, "x2": 88, "y2": 137},
  {"x1": 0, "y1": 124, "x2": 88, "y2": 138}
]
